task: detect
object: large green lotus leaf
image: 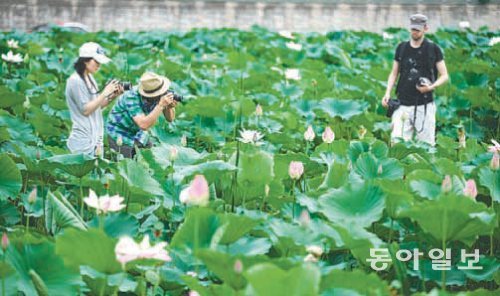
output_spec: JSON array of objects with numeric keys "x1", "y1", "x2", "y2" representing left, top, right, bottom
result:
[
  {"x1": 80, "y1": 266, "x2": 137, "y2": 294},
  {"x1": 118, "y1": 158, "x2": 164, "y2": 196},
  {"x1": 173, "y1": 160, "x2": 237, "y2": 184},
  {"x1": 320, "y1": 269, "x2": 391, "y2": 296},
  {"x1": 319, "y1": 161, "x2": 349, "y2": 189},
  {"x1": 378, "y1": 180, "x2": 415, "y2": 219},
  {"x1": 291, "y1": 99, "x2": 320, "y2": 120},
  {"x1": 408, "y1": 260, "x2": 466, "y2": 287},
  {"x1": 348, "y1": 141, "x2": 370, "y2": 163},
  {"x1": 224, "y1": 236, "x2": 272, "y2": 256},
  {"x1": 56, "y1": 228, "x2": 121, "y2": 274},
  {"x1": 389, "y1": 142, "x2": 430, "y2": 160},
  {"x1": 459, "y1": 256, "x2": 499, "y2": 282},
  {"x1": 0, "y1": 200, "x2": 21, "y2": 225},
  {"x1": 318, "y1": 184, "x2": 385, "y2": 228},
  {"x1": 0, "y1": 85, "x2": 24, "y2": 108},
  {"x1": 238, "y1": 150, "x2": 274, "y2": 186},
  {"x1": 151, "y1": 142, "x2": 208, "y2": 168},
  {"x1": 218, "y1": 213, "x2": 261, "y2": 245},
  {"x1": 170, "y1": 207, "x2": 221, "y2": 250},
  {"x1": 333, "y1": 224, "x2": 385, "y2": 265},
  {"x1": 244, "y1": 263, "x2": 320, "y2": 296},
  {"x1": 46, "y1": 191, "x2": 86, "y2": 232},
  {"x1": 44, "y1": 153, "x2": 95, "y2": 178},
  {"x1": 6, "y1": 240, "x2": 80, "y2": 296},
  {"x1": 0, "y1": 154, "x2": 22, "y2": 200},
  {"x1": 185, "y1": 96, "x2": 228, "y2": 118},
  {"x1": 479, "y1": 167, "x2": 500, "y2": 202},
  {"x1": 354, "y1": 152, "x2": 404, "y2": 181},
  {"x1": 316, "y1": 98, "x2": 369, "y2": 120},
  {"x1": 195, "y1": 250, "x2": 247, "y2": 290},
  {"x1": 407, "y1": 170, "x2": 443, "y2": 200},
  {"x1": 88, "y1": 212, "x2": 139, "y2": 238},
  {"x1": 26, "y1": 107, "x2": 63, "y2": 138},
  {"x1": 402, "y1": 195, "x2": 497, "y2": 246}
]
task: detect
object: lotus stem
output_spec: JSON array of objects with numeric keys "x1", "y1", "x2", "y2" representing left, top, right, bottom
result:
[
  {"x1": 292, "y1": 179, "x2": 297, "y2": 220},
  {"x1": 26, "y1": 213, "x2": 30, "y2": 233},
  {"x1": 388, "y1": 219, "x2": 394, "y2": 243},
  {"x1": 79, "y1": 178, "x2": 84, "y2": 217}
]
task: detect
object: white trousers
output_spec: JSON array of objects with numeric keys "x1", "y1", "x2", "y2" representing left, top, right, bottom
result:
[{"x1": 391, "y1": 102, "x2": 436, "y2": 146}]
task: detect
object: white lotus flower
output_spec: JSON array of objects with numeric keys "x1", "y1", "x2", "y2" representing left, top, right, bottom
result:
[
  {"x1": 304, "y1": 254, "x2": 318, "y2": 263},
  {"x1": 306, "y1": 245, "x2": 323, "y2": 257},
  {"x1": 238, "y1": 129, "x2": 264, "y2": 146},
  {"x1": 285, "y1": 68, "x2": 301, "y2": 80},
  {"x1": 2, "y1": 51, "x2": 23, "y2": 63},
  {"x1": 382, "y1": 32, "x2": 394, "y2": 40},
  {"x1": 286, "y1": 42, "x2": 302, "y2": 51},
  {"x1": 489, "y1": 37, "x2": 500, "y2": 46},
  {"x1": 459, "y1": 21, "x2": 470, "y2": 29},
  {"x1": 7, "y1": 39, "x2": 19, "y2": 49},
  {"x1": 83, "y1": 189, "x2": 125, "y2": 214},
  {"x1": 278, "y1": 30, "x2": 294, "y2": 39},
  {"x1": 304, "y1": 125, "x2": 315, "y2": 142},
  {"x1": 115, "y1": 235, "x2": 171, "y2": 267}
]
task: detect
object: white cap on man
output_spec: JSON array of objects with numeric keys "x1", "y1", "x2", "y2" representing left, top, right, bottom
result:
[{"x1": 79, "y1": 42, "x2": 111, "y2": 64}]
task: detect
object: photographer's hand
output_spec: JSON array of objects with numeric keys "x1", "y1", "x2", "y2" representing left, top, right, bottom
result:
[
  {"x1": 416, "y1": 84, "x2": 434, "y2": 94},
  {"x1": 382, "y1": 94, "x2": 390, "y2": 108},
  {"x1": 161, "y1": 93, "x2": 176, "y2": 122}
]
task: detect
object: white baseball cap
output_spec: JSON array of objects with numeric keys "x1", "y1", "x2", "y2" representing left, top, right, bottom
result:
[{"x1": 79, "y1": 42, "x2": 111, "y2": 64}]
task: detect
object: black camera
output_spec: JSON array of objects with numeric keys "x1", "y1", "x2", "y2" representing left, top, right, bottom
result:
[
  {"x1": 119, "y1": 81, "x2": 132, "y2": 91},
  {"x1": 167, "y1": 90, "x2": 183, "y2": 103},
  {"x1": 386, "y1": 98, "x2": 401, "y2": 118}
]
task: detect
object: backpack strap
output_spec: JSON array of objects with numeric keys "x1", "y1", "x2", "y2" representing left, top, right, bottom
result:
[
  {"x1": 395, "y1": 41, "x2": 410, "y2": 95},
  {"x1": 423, "y1": 39, "x2": 437, "y2": 82}
]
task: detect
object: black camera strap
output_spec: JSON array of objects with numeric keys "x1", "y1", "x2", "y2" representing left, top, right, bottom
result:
[{"x1": 411, "y1": 102, "x2": 427, "y2": 133}]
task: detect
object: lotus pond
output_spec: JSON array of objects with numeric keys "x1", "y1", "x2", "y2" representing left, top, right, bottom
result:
[{"x1": 0, "y1": 26, "x2": 499, "y2": 295}]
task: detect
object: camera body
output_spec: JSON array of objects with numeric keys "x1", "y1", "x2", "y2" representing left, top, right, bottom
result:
[
  {"x1": 166, "y1": 90, "x2": 183, "y2": 103},
  {"x1": 418, "y1": 77, "x2": 431, "y2": 87},
  {"x1": 119, "y1": 81, "x2": 132, "y2": 91}
]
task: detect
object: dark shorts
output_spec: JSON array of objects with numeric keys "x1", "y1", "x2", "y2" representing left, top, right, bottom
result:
[{"x1": 108, "y1": 135, "x2": 152, "y2": 159}]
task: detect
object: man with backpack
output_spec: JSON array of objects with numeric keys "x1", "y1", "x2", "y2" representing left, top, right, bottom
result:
[{"x1": 382, "y1": 14, "x2": 449, "y2": 146}]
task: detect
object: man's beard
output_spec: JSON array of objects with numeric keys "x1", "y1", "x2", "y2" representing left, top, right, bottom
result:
[{"x1": 411, "y1": 34, "x2": 423, "y2": 42}]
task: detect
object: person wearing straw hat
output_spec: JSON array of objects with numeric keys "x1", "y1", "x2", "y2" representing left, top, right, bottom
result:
[
  {"x1": 381, "y1": 14, "x2": 449, "y2": 146},
  {"x1": 106, "y1": 71, "x2": 177, "y2": 158},
  {"x1": 66, "y1": 42, "x2": 123, "y2": 155}
]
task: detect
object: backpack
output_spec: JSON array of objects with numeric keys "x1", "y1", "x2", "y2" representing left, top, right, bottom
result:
[{"x1": 396, "y1": 39, "x2": 437, "y2": 95}]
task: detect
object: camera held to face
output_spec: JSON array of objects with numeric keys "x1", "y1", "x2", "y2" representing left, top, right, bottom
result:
[{"x1": 166, "y1": 90, "x2": 183, "y2": 103}]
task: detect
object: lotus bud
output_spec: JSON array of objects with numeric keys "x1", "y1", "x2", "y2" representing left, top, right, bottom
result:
[
  {"x1": 188, "y1": 291, "x2": 201, "y2": 296},
  {"x1": 490, "y1": 152, "x2": 499, "y2": 171},
  {"x1": 181, "y1": 135, "x2": 187, "y2": 147},
  {"x1": 255, "y1": 104, "x2": 263, "y2": 117},
  {"x1": 400, "y1": 112, "x2": 409, "y2": 122},
  {"x1": 303, "y1": 254, "x2": 318, "y2": 263},
  {"x1": 179, "y1": 175, "x2": 210, "y2": 206},
  {"x1": 358, "y1": 125, "x2": 367, "y2": 139},
  {"x1": 377, "y1": 164, "x2": 383, "y2": 175},
  {"x1": 306, "y1": 245, "x2": 323, "y2": 258},
  {"x1": 23, "y1": 97, "x2": 31, "y2": 109},
  {"x1": 322, "y1": 126, "x2": 335, "y2": 144},
  {"x1": 234, "y1": 259, "x2": 243, "y2": 274},
  {"x1": 186, "y1": 271, "x2": 198, "y2": 278},
  {"x1": 299, "y1": 209, "x2": 311, "y2": 227},
  {"x1": 441, "y1": 175, "x2": 452, "y2": 193},
  {"x1": 463, "y1": 179, "x2": 478, "y2": 200},
  {"x1": 304, "y1": 125, "x2": 315, "y2": 142},
  {"x1": 169, "y1": 147, "x2": 178, "y2": 161},
  {"x1": 265, "y1": 184, "x2": 270, "y2": 197},
  {"x1": 288, "y1": 161, "x2": 304, "y2": 180},
  {"x1": 311, "y1": 79, "x2": 318, "y2": 87},
  {"x1": 458, "y1": 128, "x2": 466, "y2": 149},
  {"x1": 28, "y1": 187, "x2": 37, "y2": 204},
  {"x1": 36, "y1": 149, "x2": 41, "y2": 160},
  {"x1": 116, "y1": 135, "x2": 123, "y2": 147},
  {"x1": 1, "y1": 232, "x2": 9, "y2": 251},
  {"x1": 211, "y1": 64, "x2": 217, "y2": 71}
]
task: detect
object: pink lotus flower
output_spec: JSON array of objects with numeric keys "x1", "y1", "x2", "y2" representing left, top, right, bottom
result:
[
  {"x1": 234, "y1": 259, "x2": 243, "y2": 274},
  {"x1": 28, "y1": 187, "x2": 37, "y2": 204},
  {"x1": 441, "y1": 175, "x2": 452, "y2": 193},
  {"x1": 322, "y1": 126, "x2": 335, "y2": 144},
  {"x1": 289, "y1": 161, "x2": 304, "y2": 180},
  {"x1": 188, "y1": 291, "x2": 201, "y2": 296},
  {"x1": 488, "y1": 140, "x2": 500, "y2": 153},
  {"x1": 491, "y1": 152, "x2": 499, "y2": 171},
  {"x1": 115, "y1": 235, "x2": 171, "y2": 267},
  {"x1": 179, "y1": 175, "x2": 210, "y2": 206},
  {"x1": 304, "y1": 125, "x2": 315, "y2": 142},
  {"x1": 84, "y1": 189, "x2": 125, "y2": 214},
  {"x1": 299, "y1": 209, "x2": 311, "y2": 227},
  {"x1": 170, "y1": 147, "x2": 178, "y2": 161},
  {"x1": 463, "y1": 179, "x2": 478, "y2": 200},
  {"x1": 1, "y1": 232, "x2": 9, "y2": 251}
]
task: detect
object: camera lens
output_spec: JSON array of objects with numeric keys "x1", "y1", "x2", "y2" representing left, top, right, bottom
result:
[
  {"x1": 173, "y1": 94, "x2": 183, "y2": 102},
  {"x1": 121, "y1": 82, "x2": 132, "y2": 91}
]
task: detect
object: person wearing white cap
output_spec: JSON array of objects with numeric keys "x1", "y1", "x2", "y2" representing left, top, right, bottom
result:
[
  {"x1": 65, "y1": 42, "x2": 124, "y2": 155},
  {"x1": 382, "y1": 14, "x2": 449, "y2": 146},
  {"x1": 106, "y1": 71, "x2": 177, "y2": 158}
]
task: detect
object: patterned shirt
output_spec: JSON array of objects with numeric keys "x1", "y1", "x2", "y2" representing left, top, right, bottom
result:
[{"x1": 106, "y1": 89, "x2": 160, "y2": 147}]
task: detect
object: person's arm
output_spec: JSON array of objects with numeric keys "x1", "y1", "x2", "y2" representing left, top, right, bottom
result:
[
  {"x1": 382, "y1": 61, "x2": 400, "y2": 108},
  {"x1": 82, "y1": 81, "x2": 119, "y2": 116},
  {"x1": 162, "y1": 93, "x2": 177, "y2": 122},
  {"x1": 133, "y1": 98, "x2": 169, "y2": 130},
  {"x1": 416, "y1": 60, "x2": 449, "y2": 93}
]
